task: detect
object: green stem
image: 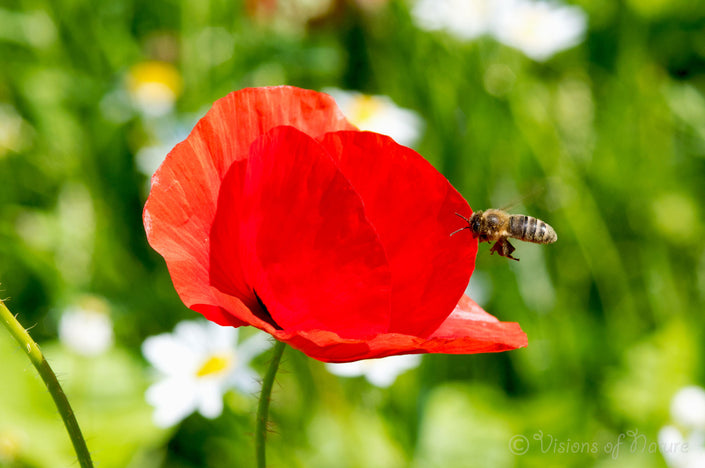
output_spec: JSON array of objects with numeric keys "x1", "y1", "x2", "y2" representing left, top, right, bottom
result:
[
  {"x1": 0, "y1": 299, "x2": 93, "y2": 468},
  {"x1": 255, "y1": 339, "x2": 286, "y2": 468}
]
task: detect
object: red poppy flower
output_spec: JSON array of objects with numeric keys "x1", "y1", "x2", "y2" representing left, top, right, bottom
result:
[{"x1": 143, "y1": 86, "x2": 526, "y2": 363}]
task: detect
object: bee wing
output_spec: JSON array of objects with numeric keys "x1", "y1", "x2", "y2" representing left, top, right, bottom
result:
[{"x1": 496, "y1": 185, "x2": 546, "y2": 212}]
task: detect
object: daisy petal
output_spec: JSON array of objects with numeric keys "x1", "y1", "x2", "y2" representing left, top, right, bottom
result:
[
  {"x1": 196, "y1": 381, "x2": 225, "y2": 419},
  {"x1": 142, "y1": 333, "x2": 199, "y2": 374},
  {"x1": 146, "y1": 377, "x2": 199, "y2": 428}
]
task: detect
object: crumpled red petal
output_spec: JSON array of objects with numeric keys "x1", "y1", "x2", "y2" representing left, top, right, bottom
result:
[
  {"x1": 267, "y1": 295, "x2": 527, "y2": 362},
  {"x1": 144, "y1": 87, "x2": 355, "y2": 325}
]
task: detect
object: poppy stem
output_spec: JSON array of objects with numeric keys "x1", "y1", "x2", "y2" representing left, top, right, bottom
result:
[
  {"x1": 255, "y1": 339, "x2": 286, "y2": 468},
  {"x1": 0, "y1": 298, "x2": 93, "y2": 468}
]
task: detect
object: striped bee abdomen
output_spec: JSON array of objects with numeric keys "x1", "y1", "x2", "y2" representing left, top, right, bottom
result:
[{"x1": 508, "y1": 215, "x2": 557, "y2": 244}]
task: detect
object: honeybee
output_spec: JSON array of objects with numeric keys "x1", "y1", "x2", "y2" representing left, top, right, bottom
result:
[{"x1": 452, "y1": 209, "x2": 557, "y2": 261}]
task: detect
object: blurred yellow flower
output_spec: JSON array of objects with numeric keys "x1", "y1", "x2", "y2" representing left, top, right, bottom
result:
[{"x1": 127, "y1": 61, "x2": 182, "y2": 117}]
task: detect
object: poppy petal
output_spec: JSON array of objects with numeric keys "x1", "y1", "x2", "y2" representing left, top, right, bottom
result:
[
  {"x1": 210, "y1": 126, "x2": 393, "y2": 337},
  {"x1": 319, "y1": 131, "x2": 477, "y2": 337},
  {"x1": 269, "y1": 295, "x2": 526, "y2": 363},
  {"x1": 144, "y1": 87, "x2": 355, "y2": 320},
  {"x1": 424, "y1": 294, "x2": 528, "y2": 352}
]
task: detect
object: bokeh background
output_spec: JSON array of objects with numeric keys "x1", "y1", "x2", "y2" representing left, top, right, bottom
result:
[{"x1": 2, "y1": 0, "x2": 705, "y2": 467}]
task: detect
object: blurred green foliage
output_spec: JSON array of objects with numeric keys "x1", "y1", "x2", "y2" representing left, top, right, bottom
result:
[{"x1": 1, "y1": 0, "x2": 705, "y2": 467}]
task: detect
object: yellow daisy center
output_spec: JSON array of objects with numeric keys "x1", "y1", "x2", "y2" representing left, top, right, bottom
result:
[
  {"x1": 349, "y1": 95, "x2": 382, "y2": 125},
  {"x1": 196, "y1": 354, "x2": 233, "y2": 377}
]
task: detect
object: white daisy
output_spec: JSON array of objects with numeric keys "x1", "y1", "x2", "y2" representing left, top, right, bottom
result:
[
  {"x1": 659, "y1": 386, "x2": 705, "y2": 467},
  {"x1": 412, "y1": 0, "x2": 496, "y2": 41},
  {"x1": 324, "y1": 88, "x2": 424, "y2": 147},
  {"x1": 491, "y1": 0, "x2": 587, "y2": 62},
  {"x1": 671, "y1": 386, "x2": 705, "y2": 430},
  {"x1": 142, "y1": 321, "x2": 272, "y2": 428},
  {"x1": 411, "y1": 0, "x2": 587, "y2": 62},
  {"x1": 58, "y1": 296, "x2": 114, "y2": 357},
  {"x1": 325, "y1": 354, "x2": 422, "y2": 388},
  {"x1": 659, "y1": 425, "x2": 705, "y2": 468}
]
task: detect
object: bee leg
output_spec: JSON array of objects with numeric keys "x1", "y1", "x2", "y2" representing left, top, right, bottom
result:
[
  {"x1": 490, "y1": 239, "x2": 520, "y2": 261},
  {"x1": 504, "y1": 240, "x2": 519, "y2": 261}
]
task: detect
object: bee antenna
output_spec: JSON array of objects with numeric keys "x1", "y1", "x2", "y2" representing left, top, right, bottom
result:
[
  {"x1": 450, "y1": 226, "x2": 469, "y2": 236},
  {"x1": 450, "y1": 212, "x2": 472, "y2": 237},
  {"x1": 454, "y1": 212, "x2": 471, "y2": 223}
]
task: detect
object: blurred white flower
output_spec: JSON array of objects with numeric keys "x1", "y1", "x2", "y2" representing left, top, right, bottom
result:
[
  {"x1": 412, "y1": 0, "x2": 495, "y2": 40},
  {"x1": 659, "y1": 386, "x2": 705, "y2": 468},
  {"x1": 142, "y1": 321, "x2": 272, "y2": 428},
  {"x1": 325, "y1": 354, "x2": 422, "y2": 388},
  {"x1": 58, "y1": 296, "x2": 114, "y2": 356},
  {"x1": 127, "y1": 61, "x2": 182, "y2": 118},
  {"x1": 672, "y1": 386, "x2": 705, "y2": 431},
  {"x1": 659, "y1": 425, "x2": 705, "y2": 468},
  {"x1": 411, "y1": 0, "x2": 587, "y2": 62},
  {"x1": 492, "y1": 0, "x2": 587, "y2": 62},
  {"x1": 325, "y1": 88, "x2": 424, "y2": 147}
]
